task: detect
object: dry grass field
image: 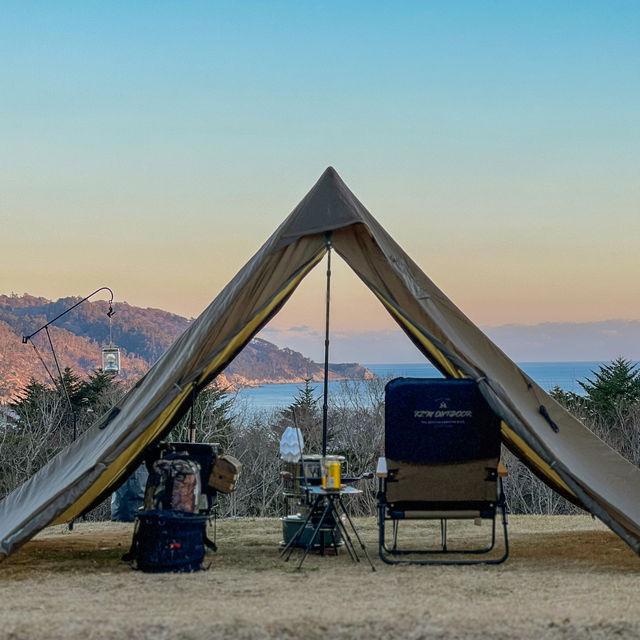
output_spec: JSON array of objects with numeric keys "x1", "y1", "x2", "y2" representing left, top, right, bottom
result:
[{"x1": 1, "y1": 515, "x2": 639, "y2": 639}]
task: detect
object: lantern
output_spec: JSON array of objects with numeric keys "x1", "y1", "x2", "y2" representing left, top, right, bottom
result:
[{"x1": 102, "y1": 346, "x2": 120, "y2": 375}]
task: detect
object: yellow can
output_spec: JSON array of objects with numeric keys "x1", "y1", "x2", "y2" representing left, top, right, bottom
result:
[{"x1": 322, "y1": 459, "x2": 341, "y2": 490}]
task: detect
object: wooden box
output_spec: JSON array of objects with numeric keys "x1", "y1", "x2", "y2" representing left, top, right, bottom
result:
[{"x1": 208, "y1": 454, "x2": 242, "y2": 494}]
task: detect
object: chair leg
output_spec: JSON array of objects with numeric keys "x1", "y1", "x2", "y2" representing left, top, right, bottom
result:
[
  {"x1": 484, "y1": 485, "x2": 509, "y2": 565},
  {"x1": 378, "y1": 504, "x2": 396, "y2": 565},
  {"x1": 378, "y1": 505, "x2": 509, "y2": 566}
]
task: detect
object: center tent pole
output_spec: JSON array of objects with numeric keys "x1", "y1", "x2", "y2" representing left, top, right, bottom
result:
[{"x1": 321, "y1": 233, "x2": 332, "y2": 457}]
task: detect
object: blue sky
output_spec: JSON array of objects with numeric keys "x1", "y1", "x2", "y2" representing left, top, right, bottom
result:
[{"x1": 1, "y1": 2, "x2": 638, "y2": 360}]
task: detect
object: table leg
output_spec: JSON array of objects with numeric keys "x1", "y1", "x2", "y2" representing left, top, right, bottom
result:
[
  {"x1": 331, "y1": 502, "x2": 359, "y2": 563},
  {"x1": 297, "y1": 498, "x2": 333, "y2": 570},
  {"x1": 281, "y1": 494, "x2": 319, "y2": 561},
  {"x1": 338, "y1": 495, "x2": 376, "y2": 572}
]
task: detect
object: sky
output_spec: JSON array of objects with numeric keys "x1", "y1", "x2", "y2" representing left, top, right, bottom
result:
[{"x1": 1, "y1": 2, "x2": 638, "y2": 362}]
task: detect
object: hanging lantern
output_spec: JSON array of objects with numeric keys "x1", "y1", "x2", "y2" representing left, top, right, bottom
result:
[
  {"x1": 102, "y1": 346, "x2": 120, "y2": 375},
  {"x1": 102, "y1": 299, "x2": 120, "y2": 375}
]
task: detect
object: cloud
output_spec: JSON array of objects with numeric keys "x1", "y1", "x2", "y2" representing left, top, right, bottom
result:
[
  {"x1": 482, "y1": 320, "x2": 640, "y2": 361},
  {"x1": 259, "y1": 320, "x2": 640, "y2": 365}
]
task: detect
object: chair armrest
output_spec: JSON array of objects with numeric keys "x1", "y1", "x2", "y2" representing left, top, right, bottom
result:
[
  {"x1": 376, "y1": 457, "x2": 388, "y2": 478},
  {"x1": 497, "y1": 462, "x2": 508, "y2": 478}
]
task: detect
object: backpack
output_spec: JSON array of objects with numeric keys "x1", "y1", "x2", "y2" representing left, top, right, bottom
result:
[
  {"x1": 144, "y1": 457, "x2": 201, "y2": 513},
  {"x1": 124, "y1": 510, "x2": 217, "y2": 573},
  {"x1": 125, "y1": 455, "x2": 216, "y2": 572}
]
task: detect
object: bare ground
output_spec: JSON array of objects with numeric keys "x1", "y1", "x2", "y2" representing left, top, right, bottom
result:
[{"x1": 0, "y1": 515, "x2": 638, "y2": 639}]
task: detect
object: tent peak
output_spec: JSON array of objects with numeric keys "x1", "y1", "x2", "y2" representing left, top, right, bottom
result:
[
  {"x1": 274, "y1": 166, "x2": 372, "y2": 248},
  {"x1": 314, "y1": 165, "x2": 343, "y2": 188}
]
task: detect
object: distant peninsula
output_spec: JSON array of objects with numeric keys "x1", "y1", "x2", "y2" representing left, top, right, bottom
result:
[{"x1": 0, "y1": 294, "x2": 371, "y2": 402}]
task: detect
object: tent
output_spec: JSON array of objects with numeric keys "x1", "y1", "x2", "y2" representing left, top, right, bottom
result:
[{"x1": 1, "y1": 167, "x2": 639, "y2": 559}]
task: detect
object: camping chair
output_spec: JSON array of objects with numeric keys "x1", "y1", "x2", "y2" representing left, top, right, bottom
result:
[{"x1": 377, "y1": 378, "x2": 509, "y2": 565}]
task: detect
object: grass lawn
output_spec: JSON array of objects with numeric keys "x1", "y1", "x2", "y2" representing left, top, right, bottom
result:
[{"x1": 1, "y1": 515, "x2": 638, "y2": 639}]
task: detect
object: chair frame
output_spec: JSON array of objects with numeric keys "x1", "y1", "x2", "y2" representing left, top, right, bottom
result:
[{"x1": 377, "y1": 474, "x2": 509, "y2": 566}]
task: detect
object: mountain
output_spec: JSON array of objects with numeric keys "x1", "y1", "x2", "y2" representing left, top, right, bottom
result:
[
  {"x1": 0, "y1": 294, "x2": 371, "y2": 402},
  {"x1": 225, "y1": 338, "x2": 372, "y2": 389},
  {"x1": 0, "y1": 294, "x2": 190, "y2": 364}
]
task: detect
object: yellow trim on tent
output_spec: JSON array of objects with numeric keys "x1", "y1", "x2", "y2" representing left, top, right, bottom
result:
[
  {"x1": 52, "y1": 249, "x2": 326, "y2": 524},
  {"x1": 500, "y1": 422, "x2": 575, "y2": 497},
  {"x1": 196, "y1": 249, "x2": 327, "y2": 386},
  {"x1": 372, "y1": 291, "x2": 461, "y2": 379},
  {"x1": 52, "y1": 384, "x2": 193, "y2": 524}
]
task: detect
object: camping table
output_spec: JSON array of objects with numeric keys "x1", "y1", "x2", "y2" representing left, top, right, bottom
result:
[{"x1": 280, "y1": 485, "x2": 375, "y2": 571}]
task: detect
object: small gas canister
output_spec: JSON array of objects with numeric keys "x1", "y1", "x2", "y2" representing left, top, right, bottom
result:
[{"x1": 322, "y1": 456, "x2": 342, "y2": 490}]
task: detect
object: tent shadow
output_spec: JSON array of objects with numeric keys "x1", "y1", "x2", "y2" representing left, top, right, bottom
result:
[{"x1": 510, "y1": 529, "x2": 640, "y2": 573}]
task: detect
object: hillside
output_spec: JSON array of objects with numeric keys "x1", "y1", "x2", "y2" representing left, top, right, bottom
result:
[
  {"x1": 226, "y1": 338, "x2": 372, "y2": 388},
  {"x1": 0, "y1": 294, "x2": 371, "y2": 401}
]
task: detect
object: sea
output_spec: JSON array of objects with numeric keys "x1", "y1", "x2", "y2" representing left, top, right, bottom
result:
[{"x1": 234, "y1": 361, "x2": 606, "y2": 412}]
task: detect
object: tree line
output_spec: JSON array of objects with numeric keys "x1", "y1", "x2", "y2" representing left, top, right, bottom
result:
[{"x1": 1, "y1": 358, "x2": 639, "y2": 518}]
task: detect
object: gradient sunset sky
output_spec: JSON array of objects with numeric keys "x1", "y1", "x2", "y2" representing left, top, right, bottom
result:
[{"x1": 2, "y1": 2, "x2": 638, "y2": 357}]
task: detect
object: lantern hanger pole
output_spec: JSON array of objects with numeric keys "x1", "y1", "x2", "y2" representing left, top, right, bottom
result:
[
  {"x1": 21, "y1": 286, "x2": 116, "y2": 438},
  {"x1": 22, "y1": 286, "x2": 114, "y2": 344}
]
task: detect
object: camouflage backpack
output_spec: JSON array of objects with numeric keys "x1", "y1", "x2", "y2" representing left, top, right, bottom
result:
[{"x1": 144, "y1": 457, "x2": 202, "y2": 513}]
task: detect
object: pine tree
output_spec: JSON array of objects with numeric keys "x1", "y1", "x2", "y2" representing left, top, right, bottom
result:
[
  {"x1": 549, "y1": 385, "x2": 585, "y2": 415},
  {"x1": 578, "y1": 358, "x2": 640, "y2": 421},
  {"x1": 281, "y1": 378, "x2": 327, "y2": 453},
  {"x1": 77, "y1": 369, "x2": 117, "y2": 408},
  {"x1": 10, "y1": 379, "x2": 56, "y2": 429},
  {"x1": 55, "y1": 367, "x2": 83, "y2": 411},
  {"x1": 289, "y1": 378, "x2": 319, "y2": 417}
]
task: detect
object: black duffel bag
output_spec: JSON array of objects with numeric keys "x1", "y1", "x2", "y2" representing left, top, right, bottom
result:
[{"x1": 124, "y1": 510, "x2": 216, "y2": 573}]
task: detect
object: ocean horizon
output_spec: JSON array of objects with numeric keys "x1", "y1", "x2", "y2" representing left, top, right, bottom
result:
[{"x1": 234, "y1": 361, "x2": 614, "y2": 412}]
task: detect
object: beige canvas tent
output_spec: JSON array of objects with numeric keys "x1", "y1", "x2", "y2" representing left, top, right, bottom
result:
[{"x1": 1, "y1": 167, "x2": 639, "y2": 559}]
